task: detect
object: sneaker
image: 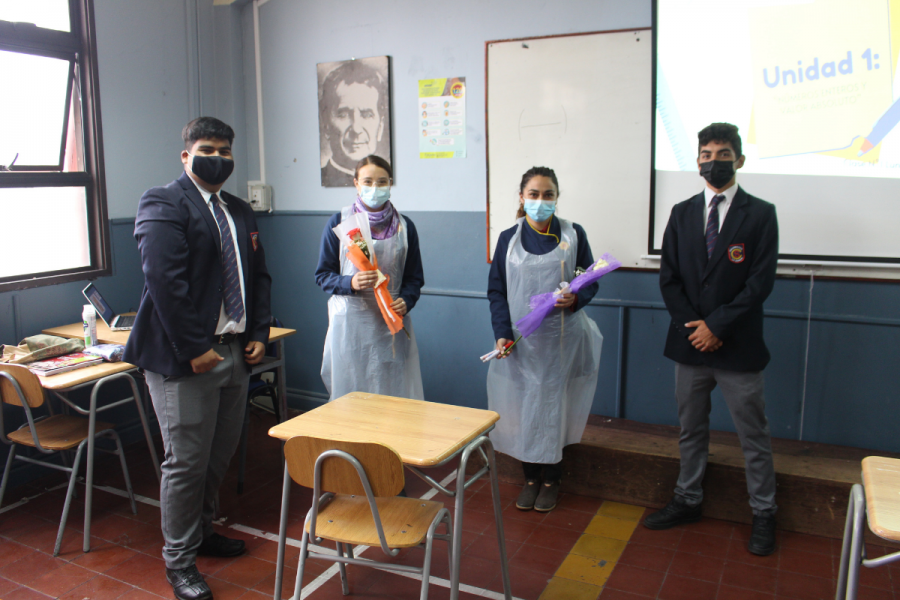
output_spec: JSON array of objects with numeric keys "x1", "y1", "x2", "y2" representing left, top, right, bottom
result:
[
  {"x1": 534, "y1": 480, "x2": 560, "y2": 512},
  {"x1": 747, "y1": 513, "x2": 777, "y2": 556},
  {"x1": 516, "y1": 479, "x2": 540, "y2": 510},
  {"x1": 166, "y1": 565, "x2": 212, "y2": 600},
  {"x1": 643, "y1": 496, "x2": 702, "y2": 530}
]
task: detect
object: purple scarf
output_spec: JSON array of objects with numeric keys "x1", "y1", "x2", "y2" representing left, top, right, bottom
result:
[{"x1": 353, "y1": 197, "x2": 400, "y2": 240}]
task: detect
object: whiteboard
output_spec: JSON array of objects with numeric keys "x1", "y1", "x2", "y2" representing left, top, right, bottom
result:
[{"x1": 486, "y1": 29, "x2": 655, "y2": 268}]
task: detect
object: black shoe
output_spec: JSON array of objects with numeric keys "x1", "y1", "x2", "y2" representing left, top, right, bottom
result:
[
  {"x1": 166, "y1": 565, "x2": 212, "y2": 600},
  {"x1": 516, "y1": 479, "x2": 540, "y2": 510},
  {"x1": 197, "y1": 532, "x2": 246, "y2": 558},
  {"x1": 643, "y1": 496, "x2": 702, "y2": 530},
  {"x1": 747, "y1": 513, "x2": 777, "y2": 556},
  {"x1": 534, "y1": 480, "x2": 560, "y2": 512}
]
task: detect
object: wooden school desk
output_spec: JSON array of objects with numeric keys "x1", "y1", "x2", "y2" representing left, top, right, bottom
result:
[
  {"x1": 42, "y1": 320, "x2": 297, "y2": 424},
  {"x1": 268, "y1": 392, "x2": 512, "y2": 600}
]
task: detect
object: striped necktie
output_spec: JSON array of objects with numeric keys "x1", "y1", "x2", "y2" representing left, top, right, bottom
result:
[
  {"x1": 705, "y1": 194, "x2": 724, "y2": 259},
  {"x1": 210, "y1": 194, "x2": 245, "y2": 322}
]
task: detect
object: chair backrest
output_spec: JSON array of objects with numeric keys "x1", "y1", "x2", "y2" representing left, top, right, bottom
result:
[
  {"x1": 0, "y1": 364, "x2": 45, "y2": 408},
  {"x1": 284, "y1": 436, "x2": 404, "y2": 497}
]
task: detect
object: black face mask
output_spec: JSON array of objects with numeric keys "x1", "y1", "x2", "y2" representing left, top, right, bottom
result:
[
  {"x1": 190, "y1": 154, "x2": 234, "y2": 186},
  {"x1": 699, "y1": 160, "x2": 735, "y2": 188}
]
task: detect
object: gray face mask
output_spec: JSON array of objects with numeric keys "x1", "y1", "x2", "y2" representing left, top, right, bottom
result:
[{"x1": 699, "y1": 160, "x2": 735, "y2": 188}]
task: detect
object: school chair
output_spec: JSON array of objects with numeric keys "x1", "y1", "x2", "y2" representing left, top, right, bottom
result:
[
  {"x1": 0, "y1": 363, "x2": 137, "y2": 556},
  {"x1": 282, "y1": 436, "x2": 452, "y2": 599},
  {"x1": 836, "y1": 456, "x2": 900, "y2": 600}
]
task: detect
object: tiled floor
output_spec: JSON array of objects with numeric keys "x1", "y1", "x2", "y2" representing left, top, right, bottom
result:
[{"x1": 0, "y1": 407, "x2": 898, "y2": 600}]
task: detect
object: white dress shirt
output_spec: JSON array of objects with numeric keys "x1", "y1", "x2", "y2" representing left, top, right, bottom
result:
[
  {"x1": 703, "y1": 182, "x2": 739, "y2": 233},
  {"x1": 189, "y1": 176, "x2": 247, "y2": 335}
]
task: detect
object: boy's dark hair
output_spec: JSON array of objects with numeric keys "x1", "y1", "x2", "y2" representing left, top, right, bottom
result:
[
  {"x1": 516, "y1": 166, "x2": 559, "y2": 219},
  {"x1": 697, "y1": 122, "x2": 742, "y2": 158},
  {"x1": 182, "y1": 117, "x2": 235, "y2": 150},
  {"x1": 354, "y1": 155, "x2": 393, "y2": 180}
]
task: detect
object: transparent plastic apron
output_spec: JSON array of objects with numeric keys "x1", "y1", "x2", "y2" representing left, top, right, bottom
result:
[
  {"x1": 487, "y1": 218, "x2": 603, "y2": 464},
  {"x1": 321, "y1": 206, "x2": 424, "y2": 401}
]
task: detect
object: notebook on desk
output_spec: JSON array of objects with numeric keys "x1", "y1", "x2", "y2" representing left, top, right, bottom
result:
[{"x1": 82, "y1": 283, "x2": 135, "y2": 331}]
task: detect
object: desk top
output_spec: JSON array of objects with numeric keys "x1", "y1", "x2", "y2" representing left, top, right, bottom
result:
[
  {"x1": 43, "y1": 322, "x2": 296, "y2": 345},
  {"x1": 37, "y1": 360, "x2": 137, "y2": 390},
  {"x1": 862, "y1": 456, "x2": 900, "y2": 541},
  {"x1": 268, "y1": 392, "x2": 500, "y2": 467}
]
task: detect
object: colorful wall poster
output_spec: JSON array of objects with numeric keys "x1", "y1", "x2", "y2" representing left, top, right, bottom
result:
[{"x1": 418, "y1": 77, "x2": 466, "y2": 159}]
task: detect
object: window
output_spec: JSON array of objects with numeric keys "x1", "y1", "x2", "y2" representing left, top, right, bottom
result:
[{"x1": 0, "y1": 0, "x2": 110, "y2": 291}]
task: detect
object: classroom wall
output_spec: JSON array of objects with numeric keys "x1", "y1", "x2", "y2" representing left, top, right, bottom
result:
[{"x1": 2, "y1": 0, "x2": 900, "y2": 495}]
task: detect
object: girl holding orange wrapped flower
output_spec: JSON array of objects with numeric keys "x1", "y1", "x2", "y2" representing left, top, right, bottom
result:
[{"x1": 315, "y1": 155, "x2": 425, "y2": 400}]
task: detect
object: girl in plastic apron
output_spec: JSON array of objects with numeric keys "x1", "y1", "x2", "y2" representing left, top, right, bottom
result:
[
  {"x1": 487, "y1": 166, "x2": 603, "y2": 512},
  {"x1": 315, "y1": 156, "x2": 425, "y2": 401}
]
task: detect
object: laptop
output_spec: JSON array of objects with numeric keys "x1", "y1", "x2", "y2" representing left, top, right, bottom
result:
[{"x1": 82, "y1": 283, "x2": 136, "y2": 331}]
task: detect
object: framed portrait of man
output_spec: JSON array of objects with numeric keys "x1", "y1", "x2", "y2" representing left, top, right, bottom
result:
[{"x1": 317, "y1": 56, "x2": 392, "y2": 187}]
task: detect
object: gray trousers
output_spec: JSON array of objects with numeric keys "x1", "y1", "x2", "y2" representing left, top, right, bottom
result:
[
  {"x1": 146, "y1": 341, "x2": 249, "y2": 569},
  {"x1": 674, "y1": 363, "x2": 777, "y2": 515}
]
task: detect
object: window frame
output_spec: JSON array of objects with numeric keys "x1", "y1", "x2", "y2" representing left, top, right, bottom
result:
[{"x1": 0, "y1": 0, "x2": 110, "y2": 292}]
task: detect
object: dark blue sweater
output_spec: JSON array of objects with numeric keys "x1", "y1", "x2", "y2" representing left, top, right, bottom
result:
[
  {"x1": 488, "y1": 218, "x2": 598, "y2": 341},
  {"x1": 315, "y1": 212, "x2": 424, "y2": 311}
]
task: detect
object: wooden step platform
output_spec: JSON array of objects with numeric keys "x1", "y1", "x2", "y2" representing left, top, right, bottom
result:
[{"x1": 479, "y1": 415, "x2": 900, "y2": 544}]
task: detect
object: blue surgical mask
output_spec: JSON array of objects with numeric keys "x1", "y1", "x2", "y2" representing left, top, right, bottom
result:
[
  {"x1": 359, "y1": 185, "x2": 391, "y2": 208},
  {"x1": 523, "y1": 200, "x2": 556, "y2": 222}
]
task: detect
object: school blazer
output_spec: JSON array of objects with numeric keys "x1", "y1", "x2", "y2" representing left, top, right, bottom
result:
[
  {"x1": 123, "y1": 172, "x2": 272, "y2": 377},
  {"x1": 659, "y1": 186, "x2": 779, "y2": 372}
]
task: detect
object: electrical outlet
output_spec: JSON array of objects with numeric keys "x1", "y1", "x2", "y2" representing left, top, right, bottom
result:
[{"x1": 247, "y1": 181, "x2": 272, "y2": 212}]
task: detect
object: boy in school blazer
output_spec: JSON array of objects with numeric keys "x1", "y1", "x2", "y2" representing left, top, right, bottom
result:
[
  {"x1": 124, "y1": 117, "x2": 271, "y2": 600},
  {"x1": 646, "y1": 123, "x2": 780, "y2": 556}
]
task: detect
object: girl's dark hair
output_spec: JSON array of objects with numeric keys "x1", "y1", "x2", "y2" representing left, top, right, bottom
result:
[
  {"x1": 516, "y1": 166, "x2": 559, "y2": 219},
  {"x1": 354, "y1": 155, "x2": 393, "y2": 180}
]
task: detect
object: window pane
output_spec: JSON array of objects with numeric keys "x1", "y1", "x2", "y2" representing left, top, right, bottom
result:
[
  {"x1": 0, "y1": 50, "x2": 71, "y2": 168},
  {"x1": 0, "y1": 0, "x2": 70, "y2": 32},
  {"x1": 0, "y1": 187, "x2": 89, "y2": 278}
]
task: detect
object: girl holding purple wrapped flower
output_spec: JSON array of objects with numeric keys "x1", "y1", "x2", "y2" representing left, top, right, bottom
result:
[{"x1": 486, "y1": 166, "x2": 604, "y2": 512}]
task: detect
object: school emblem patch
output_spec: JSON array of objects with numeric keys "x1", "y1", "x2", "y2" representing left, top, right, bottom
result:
[
  {"x1": 251, "y1": 232, "x2": 259, "y2": 251},
  {"x1": 728, "y1": 243, "x2": 745, "y2": 263}
]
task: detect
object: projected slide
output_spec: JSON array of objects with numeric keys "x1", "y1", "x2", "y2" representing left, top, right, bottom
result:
[{"x1": 654, "y1": 0, "x2": 900, "y2": 262}]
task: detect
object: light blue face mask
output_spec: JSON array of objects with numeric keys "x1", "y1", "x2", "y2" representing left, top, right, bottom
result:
[
  {"x1": 523, "y1": 200, "x2": 556, "y2": 222},
  {"x1": 359, "y1": 185, "x2": 391, "y2": 209}
]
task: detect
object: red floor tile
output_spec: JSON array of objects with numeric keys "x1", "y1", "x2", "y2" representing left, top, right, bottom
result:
[
  {"x1": 775, "y1": 570, "x2": 837, "y2": 600},
  {"x1": 617, "y1": 541, "x2": 675, "y2": 572},
  {"x1": 214, "y1": 555, "x2": 276, "y2": 589},
  {"x1": 486, "y1": 564, "x2": 551, "y2": 600},
  {"x1": 668, "y1": 551, "x2": 725, "y2": 583},
  {"x1": 524, "y1": 522, "x2": 584, "y2": 553},
  {"x1": 0, "y1": 550, "x2": 66, "y2": 586},
  {"x1": 680, "y1": 517, "x2": 735, "y2": 539},
  {"x1": 629, "y1": 524, "x2": 684, "y2": 551},
  {"x1": 777, "y1": 545, "x2": 833, "y2": 580},
  {"x1": 778, "y1": 531, "x2": 833, "y2": 556},
  {"x1": 715, "y1": 583, "x2": 774, "y2": 599},
  {"x1": 28, "y1": 562, "x2": 96, "y2": 597},
  {"x1": 677, "y1": 530, "x2": 732, "y2": 559},
  {"x1": 605, "y1": 563, "x2": 666, "y2": 597},
  {"x1": 508, "y1": 543, "x2": 569, "y2": 575},
  {"x1": 600, "y1": 589, "x2": 655, "y2": 599},
  {"x1": 56, "y1": 574, "x2": 134, "y2": 600},
  {"x1": 658, "y1": 573, "x2": 718, "y2": 600},
  {"x1": 540, "y1": 506, "x2": 598, "y2": 532},
  {"x1": 720, "y1": 560, "x2": 778, "y2": 594}
]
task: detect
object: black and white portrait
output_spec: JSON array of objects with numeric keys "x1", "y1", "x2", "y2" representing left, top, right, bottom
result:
[{"x1": 317, "y1": 56, "x2": 392, "y2": 187}]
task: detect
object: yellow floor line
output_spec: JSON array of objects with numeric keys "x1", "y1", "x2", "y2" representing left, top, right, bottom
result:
[{"x1": 539, "y1": 501, "x2": 645, "y2": 600}]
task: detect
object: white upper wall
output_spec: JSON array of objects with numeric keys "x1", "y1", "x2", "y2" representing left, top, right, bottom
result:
[{"x1": 252, "y1": 0, "x2": 651, "y2": 212}]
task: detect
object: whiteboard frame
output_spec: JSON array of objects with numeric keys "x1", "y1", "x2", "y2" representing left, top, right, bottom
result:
[{"x1": 484, "y1": 27, "x2": 655, "y2": 267}]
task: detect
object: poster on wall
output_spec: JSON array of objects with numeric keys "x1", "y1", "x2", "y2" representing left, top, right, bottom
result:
[
  {"x1": 317, "y1": 56, "x2": 392, "y2": 187},
  {"x1": 418, "y1": 77, "x2": 466, "y2": 159}
]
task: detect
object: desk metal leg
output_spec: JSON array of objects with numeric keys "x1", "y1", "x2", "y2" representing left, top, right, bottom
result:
[
  {"x1": 451, "y1": 436, "x2": 512, "y2": 600},
  {"x1": 128, "y1": 374, "x2": 161, "y2": 483},
  {"x1": 276, "y1": 340, "x2": 288, "y2": 423},
  {"x1": 84, "y1": 384, "x2": 99, "y2": 552},
  {"x1": 274, "y1": 462, "x2": 292, "y2": 600},
  {"x1": 483, "y1": 438, "x2": 512, "y2": 600}
]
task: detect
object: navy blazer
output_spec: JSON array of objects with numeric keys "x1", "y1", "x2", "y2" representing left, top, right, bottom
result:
[
  {"x1": 123, "y1": 172, "x2": 272, "y2": 377},
  {"x1": 659, "y1": 186, "x2": 778, "y2": 372}
]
